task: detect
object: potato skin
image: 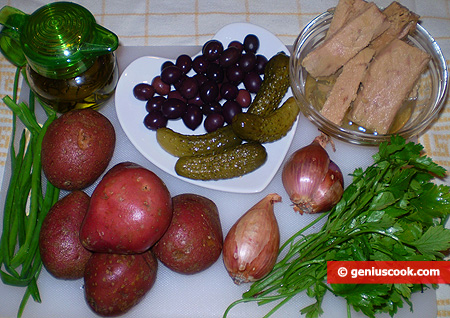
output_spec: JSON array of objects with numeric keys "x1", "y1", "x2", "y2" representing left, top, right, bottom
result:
[
  {"x1": 39, "y1": 191, "x2": 92, "y2": 280},
  {"x1": 152, "y1": 193, "x2": 223, "y2": 274},
  {"x1": 84, "y1": 251, "x2": 158, "y2": 317},
  {"x1": 80, "y1": 162, "x2": 173, "y2": 254},
  {"x1": 41, "y1": 108, "x2": 115, "y2": 191}
]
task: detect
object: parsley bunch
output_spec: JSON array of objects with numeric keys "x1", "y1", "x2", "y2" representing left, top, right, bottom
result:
[{"x1": 224, "y1": 135, "x2": 450, "y2": 318}]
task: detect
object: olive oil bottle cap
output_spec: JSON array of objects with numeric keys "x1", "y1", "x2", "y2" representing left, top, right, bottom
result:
[{"x1": 0, "y1": 2, "x2": 119, "y2": 79}]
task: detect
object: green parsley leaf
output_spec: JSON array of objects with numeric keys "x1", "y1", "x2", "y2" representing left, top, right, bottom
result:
[{"x1": 409, "y1": 225, "x2": 450, "y2": 257}]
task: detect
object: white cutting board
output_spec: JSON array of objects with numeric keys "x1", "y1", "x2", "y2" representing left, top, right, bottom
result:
[{"x1": 0, "y1": 46, "x2": 437, "y2": 318}]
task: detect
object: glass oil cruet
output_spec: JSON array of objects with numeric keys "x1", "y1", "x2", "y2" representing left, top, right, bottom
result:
[{"x1": 0, "y1": 2, "x2": 119, "y2": 113}]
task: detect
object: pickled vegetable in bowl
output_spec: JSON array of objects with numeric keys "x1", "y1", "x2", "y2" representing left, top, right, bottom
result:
[
  {"x1": 115, "y1": 22, "x2": 297, "y2": 193},
  {"x1": 290, "y1": 5, "x2": 448, "y2": 145}
]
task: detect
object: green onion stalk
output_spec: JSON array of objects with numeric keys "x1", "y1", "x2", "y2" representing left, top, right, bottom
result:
[{"x1": 0, "y1": 67, "x2": 60, "y2": 318}]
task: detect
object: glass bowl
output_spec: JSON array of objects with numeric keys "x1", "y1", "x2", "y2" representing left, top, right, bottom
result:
[{"x1": 290, "y1": 10, "x2": 449, "y2": 145}]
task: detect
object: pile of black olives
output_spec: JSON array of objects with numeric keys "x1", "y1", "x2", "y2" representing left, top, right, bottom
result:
[{"x1": 133, "y1": 34, "x2": 268, "y2": 132}]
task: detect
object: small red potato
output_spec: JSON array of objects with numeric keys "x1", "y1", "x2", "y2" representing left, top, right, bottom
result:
[
  {"x1": 152, "y1": 193, "x2": 223, "y2": 274},
  {"x1": 41, "y1": 108, "x2": 116, "y2": 191},
  {"x1": 80, "y1": 162, "x2": 173, "y2": 254},
  {"x1": 39, "y1": 190, "x2": 92, "y2": 280},
  {"x1": 84, "y1": 250, "x2": 158, "y2": 317}
]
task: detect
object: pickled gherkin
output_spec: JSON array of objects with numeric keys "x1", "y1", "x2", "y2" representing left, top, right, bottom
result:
[
  {"x1": 175, "y1": 142, "x2": 267, "y2": 180},
  {"x1": 156, "y1": 125, "x2": 242, "y2": 157},
  {"x1": 232, "y1": 96, "x2": 299, "y2": 143},
  {"x1": 246, "y1": 52, "x2": 290, "y2": 117}
]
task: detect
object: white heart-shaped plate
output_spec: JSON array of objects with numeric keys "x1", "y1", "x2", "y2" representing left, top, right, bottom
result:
[{"x1": 115, "y1": 23, "x2": 297, "y2": 193}]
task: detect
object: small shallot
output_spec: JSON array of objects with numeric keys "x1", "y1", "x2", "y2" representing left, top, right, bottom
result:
[
  {"x1": 222, "y1": 193, "x2": 281, "y2": 285},
  {"x1": 282, "y1": 135, "x2": 344, "y2": 214}
]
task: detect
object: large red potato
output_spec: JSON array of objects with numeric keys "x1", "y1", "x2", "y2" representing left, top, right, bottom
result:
[
  {"x1": 80, "y1": 162, "x2": 172, "y2": 254},
  {"x1": 41, "y1": 108, "x2": 115, "y2": 191},
  {"x1": 84, "y1": 251, "x2": 158, "y2": 317},
  {"x1": 39, "y1": 190, "x2": 92, "y2": 280},
  {"x1": 152, "y1": 193, "x2": 223, "y2": 274}
]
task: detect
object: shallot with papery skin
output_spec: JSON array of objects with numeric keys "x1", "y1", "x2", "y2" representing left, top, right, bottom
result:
[
  {"x1": 282, "y1": 134, "x2": 344, "y2": 214},
  {"x1": 222, "y1": 193, "x2": 281, "y2": 285}
]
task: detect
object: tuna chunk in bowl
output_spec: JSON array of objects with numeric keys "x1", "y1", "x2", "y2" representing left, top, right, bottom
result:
[{"x1": 290, "y1": 5, "x2": 448, "y2": 145}]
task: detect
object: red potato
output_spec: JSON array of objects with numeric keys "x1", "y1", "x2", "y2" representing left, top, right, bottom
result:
[
  {"x1": 84, "y1": 250, "x2": 158, "y2": 317},
  {"x1": 41, "y1": 108, "x2": 115, "y2": 191},
  {"x1": 80, "y1": 162, "x2": 173, "y2": 254},
  {"x1": 39, "y1": 190, "x2": 92, "y2": 280},
  {"x1": 152, "y1": 193, "x2": 223, "y2": 274}
]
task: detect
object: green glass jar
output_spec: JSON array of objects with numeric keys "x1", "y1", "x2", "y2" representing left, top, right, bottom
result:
[{"x1": 0, "y1": 2, "x2": 119, "y2": 113}]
